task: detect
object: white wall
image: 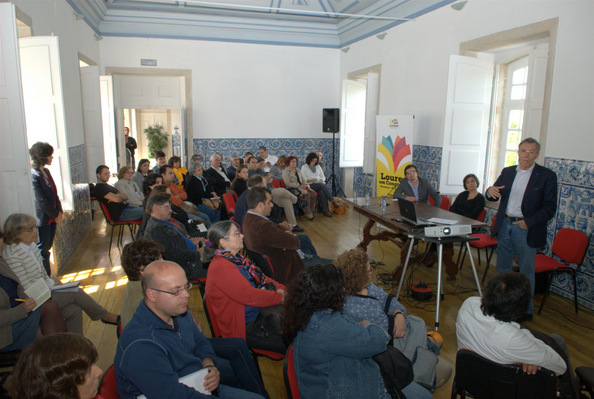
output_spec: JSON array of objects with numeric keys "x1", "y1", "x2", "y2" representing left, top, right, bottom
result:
[
  {"x1": 339, "y1": 0, "x2": 594, "y2": 162},
  {"x1": 99, "y1": 38, "x2": 340, "y2": 140},
  {"x1": 13, "y1": 0, "x2": 101, "y2": 148}
]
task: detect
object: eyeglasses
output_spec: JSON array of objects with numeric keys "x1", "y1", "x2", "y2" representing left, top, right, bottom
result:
[
  {"x1": 159, "y1": 203, "x2": 172, "y2": 208},
  {"x1": 149, "y1": 283, "x2": 192, "y2": 296},
  {"x1": 224, "y1": 230, "x2": 242, "y2": 238},
  {"x1": 406, "y1": 170, "x2": 417, "y2": 175},
  {"x1": 519, "y1": 149, "x2": 538, "y2": 155}
]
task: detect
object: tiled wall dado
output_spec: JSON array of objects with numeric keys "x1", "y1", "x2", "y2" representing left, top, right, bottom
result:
[{"x1": 53, "y1": 145, "x2": 92, "y2": 271}]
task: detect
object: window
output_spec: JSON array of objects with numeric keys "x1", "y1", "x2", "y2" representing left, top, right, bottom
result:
[{"x1": 501, "y1": 61, "x2": 528, "y2": 168}]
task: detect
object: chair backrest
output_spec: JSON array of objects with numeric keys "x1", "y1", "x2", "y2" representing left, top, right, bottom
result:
[
  {"x1": 203, "y1": 294, "x2": 222, "y2": 337},
  {"x1": 476, "y1": 208, "x2": 486, "y2": 222},
  {"x1": 280, "y1": 179, "x2": 287, "y2": 188},
  {"x1": 245, "y1": 248, "x2": 275, "y2": 278},
  {"x1": 452, "y1": 349, "x2": 557, "y2": 399},
  {"x1": 271, "y1": 179, "x2": 281, "y2": 188},
  {"x1": 222, "y1": 192, "x2": 236, "y2": 215},
  {"x1": 99, "y1": 364, "x2": 120, "y2": 399},
  {"x1": 98, "y1": 200, "x2": 115, "y2": 223},
  {"x1": 551, "y1": 228, "x2": 589, "y2": 266},
  {"x1": 283, "y1": 344, "x2": 299, "y2": 399},
  {"x1": 439, "y1": 195, "x2": 450, "y2": 210}
]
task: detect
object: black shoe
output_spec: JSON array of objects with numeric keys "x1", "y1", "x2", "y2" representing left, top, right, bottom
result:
[
  {"x1": 297, "y1": 198, "x2": 309, "y2": 207},
  {"x1": 292, "y1": 225, "x2": 304, "y2": 232},
  {"x1": 517, "y1": 313, "x2": 533, "y2": 323},
  {"x1": 102, "y1": 315, "x2": 121, "y2": 326}
]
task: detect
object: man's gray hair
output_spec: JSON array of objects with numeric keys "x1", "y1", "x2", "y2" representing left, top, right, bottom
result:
[
  {"x1": 189, "y1": 161, "x2": 202, "y2": 173},
  {"x1": 519, "y1": 137, "x2": 540, "y2": 153},
  {"x1": 210, "y1": 153, "x2": 221, "y2": 162}
]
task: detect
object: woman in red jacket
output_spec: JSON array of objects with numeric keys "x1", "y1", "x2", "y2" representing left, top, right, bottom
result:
[{"x1": 202, "y1": 221, "x2": 287, "y2": 353}]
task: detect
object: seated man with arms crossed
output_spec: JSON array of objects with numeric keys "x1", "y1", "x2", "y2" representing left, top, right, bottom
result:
[
  {"x1": 95, "y1": 165, "x2": 144, "y2": 222},
  {"x1": 114, "y1": 260, "x2": 265, "y2": 399},
  {"x1": 456, "y1": 272, "x2": 577, "y2": 399}
]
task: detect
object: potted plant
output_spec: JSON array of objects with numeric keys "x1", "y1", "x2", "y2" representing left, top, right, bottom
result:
[{"x1": 144, "y1": 123, "x2": 169, "y2": 158}]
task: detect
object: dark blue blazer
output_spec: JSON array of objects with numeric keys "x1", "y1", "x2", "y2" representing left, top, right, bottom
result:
[
  {"x1": 31, "y1": 168, "x2": 62, "y2": 226},
  {"x1": 487, "y1": 163, "x2": 557, "y2": 248}
]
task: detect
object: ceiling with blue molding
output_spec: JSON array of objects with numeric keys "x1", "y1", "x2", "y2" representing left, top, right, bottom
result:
[{"x1": 67, "y1": 0, "x2": 457, "y2": 48}]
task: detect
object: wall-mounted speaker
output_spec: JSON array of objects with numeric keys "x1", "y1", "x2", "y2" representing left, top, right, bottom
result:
[{"x1": 322, "y1": 108, "x2": 339, "y2": 133}]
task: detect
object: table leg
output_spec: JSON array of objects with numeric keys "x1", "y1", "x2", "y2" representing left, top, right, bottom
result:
[
  {"x1": 465, "y1": 241, "x2": 483, "y2": 297},
  {"x1": 358, "y1": 219, "x2": 377, "y2": 251},
  {"x1": 395, "y1": 237, "x2": 416, "y2": 300},
  {"x1": 435, "y1": 243, "x2": 444, "y2": 331}
]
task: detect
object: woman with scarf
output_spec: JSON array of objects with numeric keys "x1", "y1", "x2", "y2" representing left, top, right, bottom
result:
[
  {"x1": 203, "y1": 221, "x2": 287, "y2": 353},
  {"x1": 185, "y1": 161, "x2": 221, "y2": 223}
]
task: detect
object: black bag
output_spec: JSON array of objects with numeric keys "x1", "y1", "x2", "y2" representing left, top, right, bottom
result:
[
  {"x1": 373, "y1": 345, "x2": 414, "y2": 399},
  {"x1": 286, "y1": 186, "x2": 303, "y2": 198}
]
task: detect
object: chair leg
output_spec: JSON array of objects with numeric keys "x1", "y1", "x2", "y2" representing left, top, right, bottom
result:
[
  {"x1": 458, "y1": 245, "x2": 468, "y2": 272},
  {"x1": 572, "y1": 271, "x2": 578, "y2": 314},
  {"x1": 537, "y1": 271, "x2": 555, "y2": 315},
  {"x1": 108, "y1": 226, "x2": 115, "y2": 254},
  {"x1": 481, "y1": 246, "x2": 496, "y2": 283},
  {"x1": 477, "y1": 247, "x2": 482, "y2": 266}
]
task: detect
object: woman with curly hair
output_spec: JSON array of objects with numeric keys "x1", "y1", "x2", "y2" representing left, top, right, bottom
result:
[
  {"x1": 300, "y1": 152, "x2": 339, "y2": 217},
  {"x1": 29, "y1": 142, "x2": 63, "y2": 275},
  {"x1": 11, "y1": 332, "x2": 103, "y2": 399},
  {"x1": 282, "y1": 264, "x2": 432, "y2": 399},
  {"x1": 335, "y1": 248, "x2": 452, "y2": 390}
]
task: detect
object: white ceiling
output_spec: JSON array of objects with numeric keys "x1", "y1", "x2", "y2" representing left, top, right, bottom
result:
[{"x1": 66, "y1": 0, "x2": 457, "y2": 48}]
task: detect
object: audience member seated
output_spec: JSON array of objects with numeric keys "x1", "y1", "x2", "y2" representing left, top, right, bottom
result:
[
  {"x1": 132, "y1": 158, "x2": 151, "y2": 189},
  {"x1": 148, "y1": 185, "x2": 205, "y2": 235},
  {"x1": 161, "y1": 164, "x2": 212, "y2": 226},
  {"x1": 393, "y1": 164, "x2": 441, "y2": 207},
  {"x1": 95, "y1": 165, "x2": 144, "y2": 222},
  {"x1": 115, "y1": 260, "x2": 265, "y2": 399},
  {"x1": 282, "y1": 264, "x2": 432, "y2": 399},
  {"x1": 168, "y1": 155, "x2": 188, "y2": 188},
  {"x1": 191, "y1": 153, "x2": 203, "y2": 164},
  {"x1": 204, "y1": 154, "x2": 231, "y2": 197},
  {"x1": 185, "y1": 161, "x2": 221, "y2": 224},
  {"x1": 114, "y1": 166, "x2": 145, "y2": 207},
  {"x1": 2, "y1": 213, "x2": 120, "y2": 334},
  {"x1": 1, "y1": 228, "x2": 66, "y2": 352},
  {"x1": 300, "y1": 152, "x2": 341, "y2": 217},
  {"x1": 457, "y1": 272, "x2": 578, "y2": 399},
  {"x1": 120, "y1": 238, "x2": 165, "y2": 328},
  {"x1": 282, "y1": 155, "x2": 317, "y2": 220},
  {"x1": 242, "y1": 152, "x2": 253, "y2": 166},
  {"x1": 257, "y1": 146, "x2": 278, "y2": 173},
  {"x1": 335, "y1": 248, "x2": 452, "y2": 389},
  {"x1": 242, "y1": 188, "x2": 330, "y2": 284},
  {"x1": 226, "y1": 155, "x2": 240, "y2": 182},
  {"x1": 269, "y1": 155, "x2": 287, "y2": 181},
  {"x1": 231, "y1": 165, "x2": 249, "y2": 197},
  {"x1": 11, "y1": 332, "x2": 103, "y2": 399},
  {"x1": 143, "y1": 194, "x2": 207, "y2": 279},
  {"x1": 203, "y1": 221, "x2": 286, "y2": 353},
  {"x1": 151, "y1": 150, "x2": 167, "y2": 173}
]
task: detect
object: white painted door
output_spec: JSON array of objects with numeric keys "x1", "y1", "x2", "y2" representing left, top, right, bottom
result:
[
  {"x1": 440, "y1": 55, "x2": 494, "y2": 195},
  {"x1": 100, "y1": 75, "x2": 118, "y2": 173},
  {"x1": 363, "y1": 73, "x2": 379, "y2": 174},
  {"x1": 0, "y1": 3, "x2": 35, "y2": 223},
  {"x1": 80, "y1": 65, "x2": 104, "y2": 182},
  {"x1": 339, "y1": 79, "x2": 366, "y2": 167},
  {"x1": 19, "y1": 35, "x2": 73, "y2": 209}
]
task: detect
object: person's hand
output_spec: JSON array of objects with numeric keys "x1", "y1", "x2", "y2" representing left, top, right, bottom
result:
[
  {"x1": 405, "y1": 196, "x2": 417, "y2": 202},
  {"x1": 279, "y1": 221, "x2": 292, "y2": 231},
  {"x1": 487, "y1": 185, "x2": 505, "y2": 199},
  {"x1": 277, "y1": 288, "x2": 287, "y2": 303},
  {"x1": 53, "y1": 277, "x2": 63, "y2": 285},
  {"x1": 358, "y1": 320, "x2": 370, "y2": 327},
  {"x1": 23, "y1": 297, "x2": 37, "y2": 312},
  {"x1": 55, "y1": 212, "x2": 63, "y2": 223},
  {"x1": 392, "y1": 313, "x2": 406, "y2": 338},
  {"x1": 203, "y1": 366, "x2": 220, "y2": 392},
  {"x1": 521, "y1": 363, "x2": 541, "y2": 375},
  {"x1": 191, "y1": 237, "x2": 206, "y2": 245},
  {"x1": 119, "y1": 192, "x2": 129, "y2": 201},
  {"x1": 514, "y1": 220, "x2": 528, "y2": 230}
]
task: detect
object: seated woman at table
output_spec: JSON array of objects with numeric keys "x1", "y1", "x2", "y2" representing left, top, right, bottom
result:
[
  {"x1": 393, "y1": 164, "x2": 441, "y2": 207},
  {"x1": 203, "y1": 221, "x2": 287, "y2": 353},
  {"x1": 283, "y1": 263, "x2": 432, "y2": 399},
  {"x1": 300, "y1": 152, "x2": 340, "y2": 217},
  {"x1": 449, "y1": 173, "x2": 486, "y2": 220},
  {"x1": 2, "y1": 214, "x2": 120, "y2": 334},
  {"x1": 335, "y1": 248, "x2": 452, "y2": 390},
  {"x1": 231, "y1": 165, "x2": 249, "y2": 197}
]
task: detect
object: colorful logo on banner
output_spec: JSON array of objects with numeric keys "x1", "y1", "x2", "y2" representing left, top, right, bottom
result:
[{"x1": 376, "y1": 135, "x2": 412, "y2": 196}]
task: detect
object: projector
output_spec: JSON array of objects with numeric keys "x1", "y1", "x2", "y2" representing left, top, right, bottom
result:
[{"x1": 424, "y1": 224, "x2": 471, "y2": 237}]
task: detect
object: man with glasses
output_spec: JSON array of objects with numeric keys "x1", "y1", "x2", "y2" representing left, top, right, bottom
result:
[
  {"x1": 392, "y1": 164, "x2": 442, "y2": 207},
  {"x1": 486, "y1": 137, "x2": 557, "y2": 322},
  {"x1": 144, "y1": 193, "x2": 206, "y2": 279},
  {"x1": 114, "y1": 260, "x2": 266, "y2": 399}
]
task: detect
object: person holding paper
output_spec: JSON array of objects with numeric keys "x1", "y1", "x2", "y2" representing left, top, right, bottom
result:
[
  {"x1": 2, "y1": 213, "x2": 120, "y2": 334},
  {"x1": 0, "y1": 229, "x2": 66, "y2": 352}
]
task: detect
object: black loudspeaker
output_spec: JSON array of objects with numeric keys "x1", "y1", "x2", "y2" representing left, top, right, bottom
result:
[{"x1": 322, "y1": 108, "x2": 340, "y2": 133}]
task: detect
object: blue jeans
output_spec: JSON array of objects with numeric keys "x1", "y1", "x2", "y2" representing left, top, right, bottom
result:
[
  {"x1": 37, "y1": 222, "x2": 57, "y2": 275},
  {"x1": 210, "y1": 337, "x2": 270, "y2": 399},
  {"x1": 216, "y1": 384, "x2": 264, "y2": 399},
  {"x1": 297, "y1": 235, "x2": 333, "y2": 267},
  {"x1": 496, "y1": 218, "x2": 537, "y2": 313},
  {"x1": 198, "y1": 204, "x2": 221, "y2": 224},
  {"x1": 118, "y1": 205, "x2": 145, "y2": 222},
  {"x1": 399, "y1": 381, "x2": 433, "y2": 399},
  {"x1": 189, "y1": 212, "x2": 212, "y2": 228},
  {"x1": 310, "y1": 182, "x2": 334, "y2": 212}
]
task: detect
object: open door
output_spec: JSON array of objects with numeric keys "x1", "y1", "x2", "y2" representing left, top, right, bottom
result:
[
  {"x1": 100, "y1": 75, "x2": 118, "y2": 173},
  {"x1": 0, "y1": 3, "x2": 35, "y2": 222},
  {"x1": 440, "y1": 55, "x2": 494, "y2": 194},
  {"x1": 80, "y1": 65, "x2": 104, "y2": 182}
]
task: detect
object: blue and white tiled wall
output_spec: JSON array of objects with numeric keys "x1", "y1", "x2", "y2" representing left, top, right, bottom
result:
[{"x1": 53, "y1": 145, "x2": 92, "y2": 271}]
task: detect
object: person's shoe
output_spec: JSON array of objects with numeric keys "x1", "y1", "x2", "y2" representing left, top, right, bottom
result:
[
  {"x1": 306, "y1": 214, "x2": 314, "y2": 220},
  {"x1": 292, "y1": 225, "x2": 304, "y2": 232},
  {"x1": 517, "y1": 313, "x2": 533, "y2": 323},
  {"x1": 102, "y1": 315, "x2": 121, "y2": 326},
  {"x1": 297, "y1": 198, "x2": 309, "y2": 207},
  {"x1": 323, "y1": 211, "x2": 333, "y2": 217}
]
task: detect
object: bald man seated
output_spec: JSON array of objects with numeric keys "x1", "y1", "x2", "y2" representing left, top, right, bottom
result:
[{"x1": 114, "y1": 260, "x2": 266, "y2": 399}]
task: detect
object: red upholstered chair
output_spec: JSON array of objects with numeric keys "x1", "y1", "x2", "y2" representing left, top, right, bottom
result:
[
  {"x1": 283, "y1": 344, "x2": 299, "y2": 399},
  {"x1": 535, "y1": 228, "x2": 589, "y2": 315},
  {"x1": 280, "y1": 179, "x2": 287, "y2": 188},
  {"x1": 428, "y1": 195, "x2": 450, "y2": 210},
  {"x1": 458, "y1": 214, "x2": 497, "y2": 283},
  {"x1": 271, "y1": 179, "x2": 281, "y2": 188},
  {"x1": 222, "y1": 192, "x2": 236, "y2": 216},
  {"x1": 98, "y1": 364, "x2": 120, "y2": 399},
  {"x1": 95, "y1": 200, "x2": 142, "y2": 255}
]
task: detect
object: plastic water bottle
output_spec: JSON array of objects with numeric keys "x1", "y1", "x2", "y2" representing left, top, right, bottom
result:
[
  {"x1": 353, "y1": 190, "x2": 358, "y2": 203},
  {"x1": 365, "y1": 191, "x2": 371, "y2": 206},
  {"x1": 381, "y1": 196, "x2": 387, "y2": 213}
]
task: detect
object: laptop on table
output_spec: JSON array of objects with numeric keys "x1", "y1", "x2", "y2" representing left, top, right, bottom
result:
[{"x1": 396, "y1": 196, "x2": 435, "y2": 227}]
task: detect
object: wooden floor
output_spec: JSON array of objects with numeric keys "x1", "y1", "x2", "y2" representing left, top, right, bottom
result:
[{"x1": 54, "y1": 206, "x2": 594, "y2": 399}]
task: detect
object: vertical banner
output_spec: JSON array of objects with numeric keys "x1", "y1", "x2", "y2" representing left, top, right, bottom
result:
[{"x1": 375, "y1": 115, "x2": 414, "y2": 197}]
